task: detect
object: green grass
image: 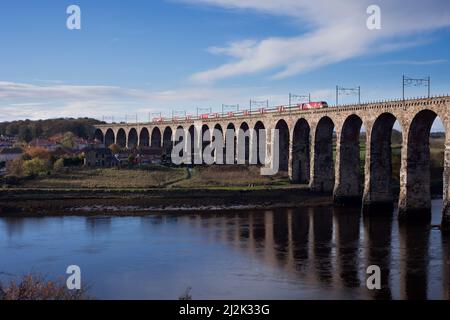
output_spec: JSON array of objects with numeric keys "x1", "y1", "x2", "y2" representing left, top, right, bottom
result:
[
  {"x1": 20, "y1": 166, "x2": 186, "y2": 189},
  {"x1": 17, "y1": 165, "x2": 292, "y2": 190},
  {"x1": 172, "y1": 165, "x2": 290, "y2": 188}
]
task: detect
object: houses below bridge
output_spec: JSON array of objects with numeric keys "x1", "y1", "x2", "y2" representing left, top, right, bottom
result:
[{"x1": 83, "y1": 147, "x2": 168, "y2": 168}]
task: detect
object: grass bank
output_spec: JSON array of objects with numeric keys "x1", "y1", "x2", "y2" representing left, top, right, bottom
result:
[{"x1": 0, "y1": 165, "x2": 332, "y2": 216}]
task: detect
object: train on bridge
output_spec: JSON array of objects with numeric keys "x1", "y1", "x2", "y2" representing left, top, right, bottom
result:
[{"x1": 152, "y1": 101, "x2": 329, "y2": 123}]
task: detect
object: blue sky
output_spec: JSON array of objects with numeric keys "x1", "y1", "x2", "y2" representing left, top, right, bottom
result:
[{"x1": 0, "y1": 0, "x2": 449, "y2": 123}]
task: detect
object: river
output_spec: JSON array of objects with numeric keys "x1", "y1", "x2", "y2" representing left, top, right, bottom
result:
[{"x1": 0, "y1": 200, "x2": 449, "y2": 300}]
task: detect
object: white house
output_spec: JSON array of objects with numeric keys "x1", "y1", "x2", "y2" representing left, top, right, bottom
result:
[{"x1": 0, "y1": 148, "x2": 23, "y2": 162}]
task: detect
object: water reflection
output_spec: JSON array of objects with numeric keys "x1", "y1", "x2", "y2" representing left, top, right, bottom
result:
[
  {"x1": 86, "y1": 217, "x2": 112, "y2": 234},
  {"x1": 364, "y1": 213, "x2": 393, "y2": 299},
  {"x1": 335, "y1": 208, "x2": 360, "y2": 289},
  {"x1": 0, "y1": 202, "x2": 448, "y2": 300},
  {"x1": 443, "y1": 233, "x2": 450, "y2": 299},
  {"x1": 312, "y1": 208, "x2": 333, "y2": 285},
  {"x1": 399, "y1": 222, "x2": 430, "y2": 299},
  {"x1": 1, "y1": 217, "x2": 26, "y2": 237},
  {"x1": 291, "y1": 208, "x2": 309, "y2": 273}
]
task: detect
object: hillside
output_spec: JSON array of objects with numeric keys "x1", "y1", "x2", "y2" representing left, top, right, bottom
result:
[{"x1": 0, "y1": 118, "x2": 104, "y2": 142}]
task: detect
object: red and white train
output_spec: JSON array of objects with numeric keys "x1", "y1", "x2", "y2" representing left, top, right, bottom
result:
[
  {"x1": 297, "y1": 101, "x2": 329, "y2": 110},
  {"x1": 165, "y1": 101, "x2": 329, "y2": 122}
]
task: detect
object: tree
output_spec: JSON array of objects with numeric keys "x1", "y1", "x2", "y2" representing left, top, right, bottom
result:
[
  {"x1": 6, "y1": 159, "x2": 24, "y2": 177},
  {"x1": 30, "y1": 123, "x2": 43, "y2": 139},
  {"x1": 18, "y1": 126, "x2": 33, "y2": 143},
  {"x1": 23, "y1": 158, "x2": 46, "y2": 177},
  {"x1": 109, "y1": 144, "x2": 120, "y2": 154},
  {"x1": 26, "y1": 147, "x2": 51, "y2": 161},
  {"x1": 62, "y1": 132, "x2": 76, "y2": 149},
  {"x1": 53, "y1": 158, "x2": 65, "y2": 172},
  {"x1": 5, "y1": 122, "x2": 20, "y2": 136},
  {"x1": 0, "y1": 118, "x2": 102, "y2": 140},
  {"x1": 128, "y1": 154, "x2": 136, "y2": 166}
]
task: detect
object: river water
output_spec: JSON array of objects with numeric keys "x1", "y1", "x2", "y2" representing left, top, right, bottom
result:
[{"x1": 0, "y1": 200, "x2": 449, "y2": 300}]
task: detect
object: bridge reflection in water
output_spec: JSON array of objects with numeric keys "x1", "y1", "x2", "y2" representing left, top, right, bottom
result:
[
  {"x1": 1, "y1": 203, "x2": 449, "y2": 299},
  {"x1": 156, "y1": 204, "x2": 448, "y2": 300}
]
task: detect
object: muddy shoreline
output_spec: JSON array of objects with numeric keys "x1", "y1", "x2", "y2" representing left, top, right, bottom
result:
[{"x1": 0, "y1": 188, "x2": 333, "y2": 217}]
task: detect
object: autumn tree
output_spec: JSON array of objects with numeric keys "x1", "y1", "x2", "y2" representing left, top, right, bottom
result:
[
  {"x1": 23, "y1": 158, "x2": 47, "y2": 176},
  {"x1": 26, "y1": 147, "x2": 51, "y2": 161},
  {"x1": 109, "y1": 144, "x2": 121, "y2": 154},
  {"x1": 61, "y1": 132, "x2": 76, "y2": 149},
  {"x1": 6, "y1": 159, "x2": 24, "y2": 177}
]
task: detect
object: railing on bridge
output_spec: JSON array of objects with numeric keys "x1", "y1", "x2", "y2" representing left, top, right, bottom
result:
[{"x1": 100, "y1": 95, "x2": 450, "y2": 125}]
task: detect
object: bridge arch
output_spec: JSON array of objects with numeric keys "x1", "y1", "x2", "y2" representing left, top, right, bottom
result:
[
  {"x1": 225, "y1": 123, "x2": 237, "y2": 164},
  {"x1": 128, "y1": 128, "x2": 138, "y2": 149},
  {"x1": 173, "y1": 125, "x2": 185, "y2": 161},
  {"x1": 201, "y1": 125, "x2": 211, "y2": 163},
  {"x1": 238, "y1": 122, "x2": 250, "y2": 164},
  {"x1": 94, "y1": 129, "x2": 104, "y2": 144},
  {"x1": 201, "y1": 124, "x2": 210, "y2": 145},
  {"x1": 213, "y1": 124, "x2": 223, "y2": 140},
  {"x1": 116, "y1": 128, "x2": 127, "y2": 149},
  {"x1": 399, "y1": 109, "x2": 445, "y2": 221},
  {"x1": 292, "y1": 118, "x2": 310, "y2": 183},
  {"x1": 254, "y1": 121, "x2": 266, "y2": 165},
  {"x1": 311, "y1": 116, "x2": 335, "y2": 192},
  {"x1": 188, "y1": 125, "x2": 198, "y2": 164},
  {"x1": 105, "y1": 129, "x2": 115, "y2": 147},
  {"x1": 334, "y1": 114, "x2": 364, "y2": 204},
  {"x1": 139, "y1": 128, "x2": 150, "y2": 147},
  {"x1": 163, "y1": 127, "x2": 173, "y2": 154},
  {"x1": 363, "y1": 112, "x2": 399, "y2": 210},
  {"x1": 151, "y1": 127, "x2": 162, "y2": 148},
  {"x1": 213, "y1": 124, "x2": 224, "y2": 164},
  {"x1": 275, "y1": 119, "x2": 290, "y2": 172}
]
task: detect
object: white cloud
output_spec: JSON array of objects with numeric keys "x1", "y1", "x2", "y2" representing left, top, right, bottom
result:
[
  {"x1": 0, "y1": 79, "x2": 341, "y2": 121},
  {"x1": 0, "y1": 81, "x2": 124, "y2": 100},
  {"x1": 0, "y1": 81, "x2": 244, "y2": 104},
  {"x1": 1, "y1": 81, "x2": 312, "y2": 121},
  {"x1": 185, "y1": 0, "x2": 450, "y2": 82},
  {"x1": 369, "y1": 59, "x2": 448, "y2": 66}
]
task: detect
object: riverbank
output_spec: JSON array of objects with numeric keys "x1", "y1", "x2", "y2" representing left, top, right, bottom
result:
[{"x1": 0, "y1": 187, "x2": 333, "y2": 216}]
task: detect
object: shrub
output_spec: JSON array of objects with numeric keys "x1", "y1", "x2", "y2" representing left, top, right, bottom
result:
[
  {"x1": 0, "y1": 274, "x2": 89, "y2": 300},
  {"x1": 61, "y1": 132, "x2": 76, "y2": 149},
  {"x1": 26, "y1": 147, "x2": 51, "y2": 161},
  {"x1": 3, "y1": 175, "x2": 23, "y2": 186},
  {"x1": 53, "y1": 158, "x2": 65, "y2": 172},
  {"x1": 63, "y1": 156, "x2": 84, "y2": 167},
  {"x1": 23, "y1": 158, "x2": 46, "y2": 177},
  {"x1": 6, "y1": 159, "x2": 24, "y2": 177},
  {"x1": 109, "y1": 144, "x2": 121, "y2": 154},
  {"x1": 128, "y1": 154, "x2": 136, "y2": 166}
]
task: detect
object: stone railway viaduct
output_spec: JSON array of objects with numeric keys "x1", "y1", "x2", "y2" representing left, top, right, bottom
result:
[{"x1": 94, "y1": 96, "x2": 450, "y2": 227}]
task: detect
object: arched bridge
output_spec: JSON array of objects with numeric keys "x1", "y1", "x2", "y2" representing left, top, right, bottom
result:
[{"x1": 94, "y1": 96, "x2": 450, "y2": 227}]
